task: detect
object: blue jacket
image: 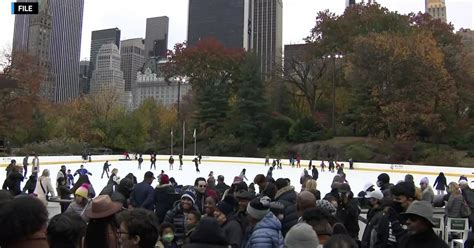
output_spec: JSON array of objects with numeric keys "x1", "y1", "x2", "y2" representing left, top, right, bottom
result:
[
  {"x1": 245, "y1": 212, "x2": 284, "y2": 248},
  {"x1": 130, "y1": 181, "x2": 155, "y2": 211}
]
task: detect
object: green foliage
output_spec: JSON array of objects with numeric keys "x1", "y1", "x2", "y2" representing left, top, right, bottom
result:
[
  {"x1": 344, "y1": 144, "x2": 375, "y2": 161},
  {"x1": 288, "y1": 117, "x2": 332, "y2": 142},
  {"x1": 21, "y1": 138, "x2": 88, "y2": 156}
]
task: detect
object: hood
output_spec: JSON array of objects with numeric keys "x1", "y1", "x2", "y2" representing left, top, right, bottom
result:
[
  {"x1": 275, "y1": 185, "x2": 296, "y2": 202},
  {"x1": 255, "y1": 212, "x2": 282, "y2": 232}
]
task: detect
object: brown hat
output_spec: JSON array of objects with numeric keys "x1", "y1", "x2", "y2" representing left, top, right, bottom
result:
[{"x1": 85, "y1": 195, "x2": 123, "y2": 219}]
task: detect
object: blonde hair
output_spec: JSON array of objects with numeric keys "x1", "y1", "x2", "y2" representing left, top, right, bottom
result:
[
  {"x1": 41, "y1": 169, "x2": 50, "y2": 177},
  {"x1": 304, "y1": 179, "x2": 318, "y2": 192},
  {"x1": 111, "y1": 168, "x2": 118, "y2": 174},
  {"x1": 448, "y1": 182, "x2": 461, "y2": 195}
]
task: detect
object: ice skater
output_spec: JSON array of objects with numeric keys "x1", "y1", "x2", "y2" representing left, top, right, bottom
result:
[
  {"x1": 277, "y1": 159, "x2": 282, "y2": 169},
  {"x1": 239, "y1": 168, "x2": 248, "y2": 181},
  {"x1": 320, "y1": 160, "x2": 326, "y2": 172},
  {"x1": 265, "y1": 155, "x2": 270, "y2": 166},
  {"x1": 349, "y1": 158, "x2": 354, "y2": 170},
  {"x1": 74, "y1": 164, "x2": 92, "y2": 177},
  {"x1": 308, "y1": 159, "x2": 312, "y2": 170},
  {"x1": 101, "y1": 160, "x2": 110, "y2": 179},
  {"x1": 138, "y1": 154, "x2": 143, "y2": 169},
  {"x1": 150, "y1": 153, "x2": 156, "y2": 170},
  {"x1": 198, "y1": 153, "x2": 202, "y2": 164},
  {"x1": 22, "y1": 154, "x2": 29, "y2": 177},
  {"x1": 296, "y1": 154, "x2": 301, "y2": 168},
  {"x1": 193, "y1": 157, "x2": 200, "y2": 173},
  {"x1": 179, "y1": 154, "x2": 183, "y2": 170},
  {"x1": 169, "y1": 156, "x2": 174, "y2": 170}
]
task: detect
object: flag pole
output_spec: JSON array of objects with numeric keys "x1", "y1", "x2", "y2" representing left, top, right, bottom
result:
[
  {"x1": 171, "y1": 130, "x2": 173, "y2": 156},
  {"x1": 182, "y1": 121, "x2": 185, "y2": 155},
  {"x1": 193, "y1": 129, "x2": 196, "y2": 156}
]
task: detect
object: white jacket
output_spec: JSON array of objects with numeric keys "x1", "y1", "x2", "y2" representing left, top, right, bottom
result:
[{"x1": 34, "y1": 176, "x2": 56, "y2": 206}]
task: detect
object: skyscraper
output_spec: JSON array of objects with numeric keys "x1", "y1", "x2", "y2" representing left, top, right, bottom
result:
[
  {"x1": 187, "y1": 0, "x2": 248, "y2": 49},
  {"x1": 121, "y1": 38, "x2": 145, "y2": 91},
  {"x1": 90, "y1": 43, "x2": 127, "y2": 106},
  {"x1": 49, "y1": 0, "x2": 84, "y2": 102},
  {"x1": 88, "y1": 28, "x2": 121, "y2": 93},
  {"x1": 12, "y1": 0, "x2": 84, "y2": 102},
  {"x1": 79, "y1": 60, "x2": 89, "y2": 94},
  {"x1": 144, "y1": 16, "x2": 169, "y2": 61},
  {"x1": 249, "y1": 0, "x2": 283, "y2": 76},
  {"x1": 425, "y1": 0, "x2": 447, "y2": 22}
]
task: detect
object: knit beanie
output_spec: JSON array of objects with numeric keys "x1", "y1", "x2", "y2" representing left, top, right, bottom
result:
[
  {"x1": 181, "y1": 190, "x2": 196, "y2": 204},
  {"x1": 160, "y1": 174, "x2": 170, "y2": 184},
  {"x1": 316, "y1": 199, "x2": 337, "y2": 216},
  {"x1": 75, "y1": 184, "x2": 89, "y2": 198},
  {"x1": 247, "y1": 196, "x2": 271, "y2": 220},
  {"x1": 284, "y1": 222, "x2": 320, "y2": 248},
  {"x1": 275, "y1": 178, "x2": 289, "y2": 190},
  {"x1": 420, "y1": 177, "x2": 429, "y2": 185},
  {"x1": 216, "y1": 200, "x2": 234, "y2": 216}
]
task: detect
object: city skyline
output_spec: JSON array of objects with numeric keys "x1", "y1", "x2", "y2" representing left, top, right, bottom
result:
[{"x1": 0, "y1": 0, "x2": 472, "y2": 62}]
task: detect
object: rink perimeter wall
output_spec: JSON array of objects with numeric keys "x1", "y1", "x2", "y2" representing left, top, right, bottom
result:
[{"x1": 0, "y1": 154, "x2": 472, "y2": 177}]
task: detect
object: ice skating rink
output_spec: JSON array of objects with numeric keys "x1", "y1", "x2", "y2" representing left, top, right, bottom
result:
[{"x1": 1, "y1": 155, "x2": 471, "y2": 196}]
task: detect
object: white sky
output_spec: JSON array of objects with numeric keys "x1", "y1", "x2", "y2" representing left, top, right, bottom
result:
[{"x1": 0, "y1": 0, "x2": 472, "y2": 60}]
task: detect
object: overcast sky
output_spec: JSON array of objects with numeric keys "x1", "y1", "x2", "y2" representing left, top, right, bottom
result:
[{"x1": 0, "y1": 0, "x2": 472, "y2": 60}]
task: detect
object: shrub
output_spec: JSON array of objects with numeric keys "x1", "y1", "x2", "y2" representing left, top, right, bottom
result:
[
  {"x1": 21, "y1": 138, "x2": 88, "y2": 156},
  {"x1": 344, "y1": 144, "x2": 375, "y2": 161}
]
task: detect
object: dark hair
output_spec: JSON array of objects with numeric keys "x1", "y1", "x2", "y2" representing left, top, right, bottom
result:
[
  {"x1": 57, "y1": 177, "x2": 66, "y2": 185},
  {"x1": 218, "y1": 175, "x2": 224, "y2": 182},
  {"x1": 0, "y1": 197, "x2": 48, "y2": 245},
  {"x1": 118, "y1": 209, "x2": 159, "y2": 248},
  {"x1": 325, "y1": 234, "x2": 358, "y2": 248},
  {"x1": 194, "y1": 177, "x2": 206, "y2": 186},
  {"x1": 303, "y1": 208, "x2": 332, "y2": 235},
  {"x1": 48, "y1": 211, "x2": 87, "y2": 248},
  {"x1": 0, "y1": 190, "x2": 13, "y2": 204},
  {"x1": 169, "y1": 177, "x2": 177, "y2": 184},
  {"x1": 188, "y1": 211, "x2": 201, "y2": 222},
  {"x1": 254, "y1": 174, "x2": 266, "y2": 184},
  {"x1": 159, "y1": 222, "x2": 174, "y2": 236},
  {"x1": 84, "y1": 215, "x2": 118, "y2": 248},
  {"x1": 391, "y1": 181, "x2": 416, "y2": 199},
  {"x1": 72, "y1": 175, "x2": 91, "y2": 193}
]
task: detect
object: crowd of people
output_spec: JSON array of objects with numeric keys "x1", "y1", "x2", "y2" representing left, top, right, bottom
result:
[{"x1": 1, "y1": 154, "x2": 474, "y2": 248}]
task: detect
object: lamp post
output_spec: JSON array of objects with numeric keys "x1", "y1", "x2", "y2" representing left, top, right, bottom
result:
[{"x1": 327, "y1": 54, "x2": 343, "y2": 135}]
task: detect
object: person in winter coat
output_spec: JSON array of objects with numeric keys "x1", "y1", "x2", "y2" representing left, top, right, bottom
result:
[
  {"x1": 34, "y1": 169, "x2": 57, "y2": 206},
  {"x1": 72, "y1": 174, "x2": 96, "y2": 198},
  {"x1": 101, "y1": 161, "x2": 111, "y2": 179},
  {"x1": 214, "y1": 197, "x2": 242, "y2": 248},
  {"x1": 273, "y1": 178, "x2": 298, "y2": 237},
  {"x1": 22, "y1": 155, "x2": 29, "y2": 177},
  {"x1": 23, "y1": 168, "x2": 38, "y2": 194},
  {"x1": 66, "y1": 184, "x2": 92, "y2": 222},
  {"x1": 56, "y1": 177, "x2": 72, "y2": 213},
  {"x1": 74, "y1": 164, "x2": 92, "y2": 177},
  {"x1": 32, "y1": 154, "x2": 40, "y2": 171},
  {"x1": 164, "y1": 191, "x2": 201, "y2": 246},
  {"x1": 155, "y1": 174, "x2": 180, "y2": 223},
  {"x1": 107, "y1": 168, "x2": 120, "y2": 186},
  {"x1": 433, "y1": 172, "x2": 448, "y2": 195},
  {"x1": 419, "y1": 177, "x2": 434, "y2": 203},
  {"x1": 303, "y1": 179, "x2": 321, "y2": 200},
  {"x1": 239, "y1": 169, "x2": 248, "y2": 181},
  {"x1": 183, "y1": 216, "x2": 230, "y2": 248},
  {"x1": 376, "y1": 173, "x2": 394, "y2": 198},
  {"x1": 254, "y1": 174, "x2": 277, "y2": 200},
  {"x1": 5, "y1": 159, "x2": 16, "y2": 177},
  {"x1": 2, "y1": 165, "x2": 24, "y2": 196},
  {"x1": 398, "y1": 201, "x2": 448, "y2": 248},
  {"x1": 335, "y1": 183, "x2": 360, "y2": 241},
  {"x1": 215, "y1": 175, "x2": 230, "y2": 198},
  {"x1": 193, "y1": 177, "x2": 218, "y2": 214},
  {"x1": 243, "y1": 196, "x2": 284, "y2": 248},
  {"x1": 56, "y1": 165, "x2": 67, "y2": 184},
  {"x1": 312, "y1": 165, "x2": 319, "y2": 181},
  {"x1": 157, "y1": 222, "x2": 179, "y2": 248},
  {"x1": 361, "y1": 190, "x2": 385, "y2": 248},
  {"x1": 130, "y1": 171, "x2": 156, "y2": 211},
  {"x1": 459, "y1": 180, "x2": 474, "y2": 227},
  {"x1": 111, "y1": 178, "x2": 134, "y2": 208},
  {"x1": 445, "y1": 182, "x2": 464, "y2": 218}
]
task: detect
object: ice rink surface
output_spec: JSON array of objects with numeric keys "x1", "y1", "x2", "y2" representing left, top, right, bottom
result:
[{"x1": 1, "y1": 156, "x2": 468, "y2": 198}]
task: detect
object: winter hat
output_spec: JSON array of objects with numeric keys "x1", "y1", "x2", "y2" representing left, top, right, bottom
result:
[
  {"x1": 377, "y1": 173, "x2": 390, "y2": 184},
  {"x1": 316, "y1": 200, "x2": 337, "y2": 216},
  {"x1": 420, "y1": 177, "x2": 429, "y2": 185},
  {"x1": 275, "y1": 178, "x2": 289, "y2": 190},
  {"x1": 247, "y1": 196, "x2": 271, "y2": 220},
  {"x1": 366, "y1": 190, "x2": 384, "y2": 200},
  {"x1": 216, "y1": 200, "x2": 234, "y2": 216},
  {"x1": 160, "y1": 174, "x2": 170, "y2": 184},
  {"x1": 459, "y1": 180, "x2": 468, "y2": 186},
  {"x1": 405, "y1": 174, "x2": 414, "y2": 183},
  {"x1": 270, "y1": 201, "x2": 285, "y2": 217},
  {"x1": 181, "y1": 190, "x2": 196, "y2": 204},
  {"x1": 363, "y1": 182, "x2": 375, "y2": 192},
  {"x1": 401, "y1": 200, "x2": 436, "y2": 226},
  {"x1": 338, "y1": 183, "x2": 351, "y2": 193},
  {"x1": 75, "y1": 184, "x2": 89, "y2": 198},
  {"x1": 233, "y1": 176, "x2": 243, "y2": 185},
  {"x1": 284, "y1": 222, "x2": 320, "y2": 248}
]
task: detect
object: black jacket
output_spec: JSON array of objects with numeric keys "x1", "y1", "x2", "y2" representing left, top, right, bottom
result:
[
  {"x1": 164, "y1": 202, "x2": 201, "y2": 244},
  {"x1": 2, "y1": 171, "x2": 24, "y2": 196},
  {"x1": 155, "y1": 184, "x2": 179, "y2": 223},
  {"x1": 274, "y1": 185, "x2": 298, "y2": 237},
  {"x1": 183, "y1": 216, "x2": 228, "y2": 248},
  {"x1": 312, "y1": 168, "x2": 319, "y2": 180},
  {"x1": 361, "y1": 206, "x2": 384, "y2": 248},
  {"x1": 215, "y1": 182, "x2": 230, "y2": 198},
  {"x1": 374, "y1": 209, "x2": 407, "y2": 248},
  {"x1": 335, "y1": 198, "x2": 361, "y2": 240},
  {"x1": 221, "y1": 218, "x2": 242, "y2": 248},
  {"x1": 433, "y1": 175, "x2": 448, "y2": 191},
  {"x1": 397, "y1": 228, "x2": 448, "y2": 248}
]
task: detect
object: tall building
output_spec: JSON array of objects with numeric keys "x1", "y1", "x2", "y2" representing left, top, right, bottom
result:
[
  {"x1": 11, "y1": 0, "x2": 84, "y2": 102},
  {"x1": 187, "y1": 0, "x2": 248, "y2": 49},
  {"x1": 133, "y1": 68, "x2": 191, "y2": 109},
  {"x1": 249, "y1": 0, "x2": 283, "y2": 76},
  {"x1": 346, "y1": 0, "x2": 356, "y2": 7},
  {"x1": 79, "y1": 60, "x2": 89, "y2": 94},
  {"x1": 49, "y1": 0, "x2": 84, "y2": 102},
  {"x1": 425, "y1": 0, "x2": 447, "y2": 22},
  {"x1": 88, "y1": 28, "x2": 121, "y2": 93},
  {"x1": 144, "y1": 17, "x2": 169, "y2": 61},
  {"x1": 90, "y1": 43, "x2": 127, "y2": 106},
  {"x1": 458, "y1": 28, "x2": 474, "y2": 52},
  {"x1": 121, "y1": 38, "x2": 145, "y2": 91}
]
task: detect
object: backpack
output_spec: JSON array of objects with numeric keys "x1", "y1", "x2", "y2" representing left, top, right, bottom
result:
[{"x1": 461, "y1": 199, "x2": 472, "y2": 217}]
